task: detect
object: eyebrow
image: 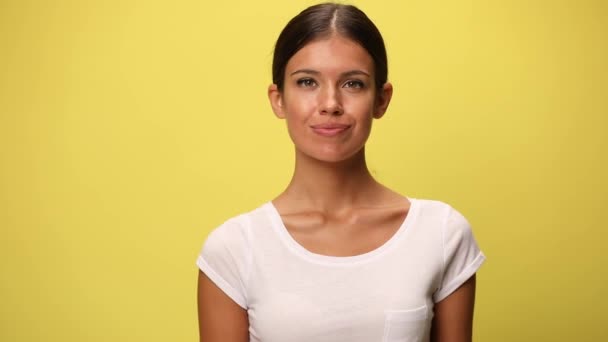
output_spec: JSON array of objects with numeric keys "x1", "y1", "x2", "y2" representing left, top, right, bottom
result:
[{"x1": 289, "y1": 69, "x2": 371, "y2": 77}]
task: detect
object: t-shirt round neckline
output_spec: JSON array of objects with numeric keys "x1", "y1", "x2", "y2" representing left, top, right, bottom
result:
[{"x1": 263, "y1": 197, "x2": 420, "y2": 266}]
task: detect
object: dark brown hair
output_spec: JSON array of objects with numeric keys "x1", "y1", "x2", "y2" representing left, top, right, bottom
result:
[{"x1": 272, "y1": 3, "x2": 388, "y2": 91}]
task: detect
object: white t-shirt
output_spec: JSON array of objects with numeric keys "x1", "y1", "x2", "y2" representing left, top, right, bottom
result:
[{"x1": 196, "y1": 198, "x2": 485, "y2": 342}]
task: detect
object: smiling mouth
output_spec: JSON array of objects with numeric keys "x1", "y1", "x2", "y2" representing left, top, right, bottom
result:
[{"x1": 310, "y1": 124, "x2": 351, "y2": 137}]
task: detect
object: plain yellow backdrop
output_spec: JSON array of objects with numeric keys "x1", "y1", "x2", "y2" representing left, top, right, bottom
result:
[{"x1": 1, "y1": 0, "x2": 606, "y2": 341}]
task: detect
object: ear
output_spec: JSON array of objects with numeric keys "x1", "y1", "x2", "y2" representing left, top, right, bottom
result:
[
  {"x1": 268, "y1": 84, "x2": 286, "y2": 119},
  {"x1": 373, "y1": 82, "x2": 393, "y2": 119}
]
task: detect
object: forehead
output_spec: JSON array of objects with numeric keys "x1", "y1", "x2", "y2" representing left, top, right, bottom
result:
[{"x1": 285, "y1": 35, "x2": 374, "y2": 75}]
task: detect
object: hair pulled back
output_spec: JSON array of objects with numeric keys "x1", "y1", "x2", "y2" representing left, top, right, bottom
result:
[{"x1": 272, "y1": 3, "x2": 388, "y2": 91}]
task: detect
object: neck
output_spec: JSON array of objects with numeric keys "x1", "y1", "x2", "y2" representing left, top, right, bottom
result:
[{"x1": 279, "y1": 147, "x2": 381, "y2": 213}]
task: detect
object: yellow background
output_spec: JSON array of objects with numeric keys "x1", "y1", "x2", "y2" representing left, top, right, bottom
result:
[{"x1": 1, "y1": 0, "x2": 606, "y2": 341}]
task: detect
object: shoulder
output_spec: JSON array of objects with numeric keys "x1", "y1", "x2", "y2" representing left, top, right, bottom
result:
[
  {"x1": 411, "y1": 198, "x2": 468, "y2": 225},
  {"x1": 207, "y1": 213, "x2": 251, "y2": 241},
  {"x1": 202, "y1": 203, "x2": 276, "y2": 252},
  {"x1": 203, "y1": 205, "x2": 263, "y2": 248},
  {"x1": 412, "y1": 199, "x2": 485, "y2": 302},
  {"x1": 409, "y1": 198, "x2": 476, "y2": 249},
  {"x1": 197, "y1": 205, "x2": 268, "y2": 309}
]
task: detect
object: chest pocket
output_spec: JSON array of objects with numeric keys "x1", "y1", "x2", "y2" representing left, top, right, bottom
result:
[{"x1": 382, "y1": 305, "x2": 428, "y2": 342}]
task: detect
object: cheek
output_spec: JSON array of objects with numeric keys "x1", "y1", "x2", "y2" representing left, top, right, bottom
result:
[
  {"x1": 355, "y1": 117, "x2": 374, "y2": 140},
  {"x1": 347, "y1": 97, "x2": 376, "y2": 120},
  {"x1": 283, "y1": 96, "x2": 315, "y2": 121}
]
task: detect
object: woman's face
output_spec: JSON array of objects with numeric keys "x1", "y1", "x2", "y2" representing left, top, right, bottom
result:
[{"x1": 268, "y1": 34, "x2": 392, "y2": 163}]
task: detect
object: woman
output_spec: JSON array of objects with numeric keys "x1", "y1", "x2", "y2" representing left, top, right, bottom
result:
[{"x1": 197, "y1": 3, "x2": 485, "y2": 341}]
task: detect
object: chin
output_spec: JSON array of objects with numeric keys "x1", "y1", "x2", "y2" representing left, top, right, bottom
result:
[{"x1": 299, "y1": 146, "x2": 365, "y2": 164}]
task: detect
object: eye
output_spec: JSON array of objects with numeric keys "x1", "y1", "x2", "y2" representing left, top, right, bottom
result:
[
  {"x1": 296, "y1": 78, "x2": 317, "y2": 88},
  {"x1": 343, "y1": 80, "x2": 365, "y2": 89}
]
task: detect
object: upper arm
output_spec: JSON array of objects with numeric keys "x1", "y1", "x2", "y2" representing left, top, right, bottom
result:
[
  {"x1": 197, "y1": 270, "x2": 249, "y2": 342},
  {"x1": 430, "y1": 274, "x2": 477, "y2": 342}
]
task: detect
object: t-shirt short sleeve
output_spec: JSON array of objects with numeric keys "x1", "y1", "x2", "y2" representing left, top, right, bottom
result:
[
  {"x1": 433, "y1": 205, "x2": 486, "y2": 302},
  {"x1": 196, "y1": 217, "x2": 251, "y2": 309}
]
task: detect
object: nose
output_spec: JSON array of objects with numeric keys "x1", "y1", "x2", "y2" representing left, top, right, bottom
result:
[{"x1": 318, "y1": 86, "x2": 343, "y2": 116}]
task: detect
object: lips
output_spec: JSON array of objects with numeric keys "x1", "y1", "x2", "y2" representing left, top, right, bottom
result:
[{"x1": 310, "y1": 123, "x2": 351, "y2": 137}]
